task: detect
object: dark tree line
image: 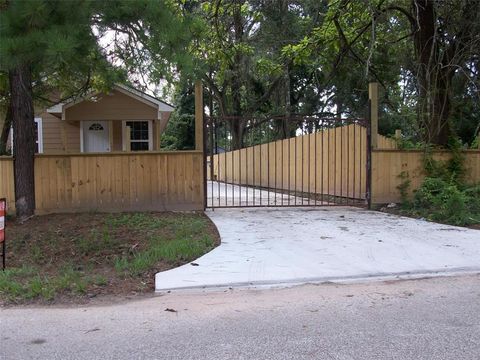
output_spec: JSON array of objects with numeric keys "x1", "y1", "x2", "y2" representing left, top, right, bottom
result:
[{"x1": 2, "y1": 0, "x2": 479, "y2": 218}]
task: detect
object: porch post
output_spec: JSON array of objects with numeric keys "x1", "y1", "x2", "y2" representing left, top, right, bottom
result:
[
  {"x1": 108, "y1": 120, "x2": 113, "y2": 152},
  {"x1": 368, "y1": 82, "x2": 379, "y2": 149},
  {"x1": 194, "y1": 80, "x2": 204, "y2": 151},
  {"x1": 154, "y1": 120, "x2": 161, "y2": 150},
  {"x1": 123, "y1": 124, "x2": 131, "y2": 152}
]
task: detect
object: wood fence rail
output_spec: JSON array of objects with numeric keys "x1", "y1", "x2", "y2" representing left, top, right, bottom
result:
[
  {"x1": 0, "y1": 151, "x2": 204, "y2": 214},
  {"x1": 372, "y1": 149, "x2": 480, "y2": 203}
]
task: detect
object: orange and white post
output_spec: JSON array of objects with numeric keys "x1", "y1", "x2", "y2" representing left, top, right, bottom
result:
[{"x1": 0, "y1": 198, "x2": 5, "y2": 270}]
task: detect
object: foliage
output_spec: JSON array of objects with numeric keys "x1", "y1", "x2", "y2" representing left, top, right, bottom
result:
[
  {"x1": 397, "y1": 138, "x2": 479, "y2": 226},
  {"x1": 396, "y1": 171, "x2": 411, "y2": 208},
  {"x1": 423, "y1": 138, "x2": 466, "y2": 185},
  {"x1": 161, "y1": 81, "x2": 196, "y2": 150},
  {"x1": 409, "y1": 177, "x2": 479, "y2": 226}
]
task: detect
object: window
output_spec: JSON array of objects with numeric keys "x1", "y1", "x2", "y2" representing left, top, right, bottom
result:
[
  {"x1": 126, "y1": 121, "x2": 150, "y2": 151},
  {"x1": 10, "y1": 117, "x2": 43, "y2": 153},
  {"x1": 88, "y1": 123, "x2": 104, "y2": 131},
  {"x1": 34, "y1": 118, "x2": 43, "y2": 153}
]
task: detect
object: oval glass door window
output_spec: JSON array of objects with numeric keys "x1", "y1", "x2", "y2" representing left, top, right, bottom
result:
[{"x1": 89, "y1": 123, "x2": 104, "y2": 131}]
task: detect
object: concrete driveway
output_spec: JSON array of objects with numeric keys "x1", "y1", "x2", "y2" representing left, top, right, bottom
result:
[{"x1": 155, "y1": 207, "x2": 480, "y2": 291}]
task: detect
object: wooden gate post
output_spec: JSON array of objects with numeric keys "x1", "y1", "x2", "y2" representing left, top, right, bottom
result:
[
  {"x1": 194, "y1": 80, "x2": 206, "y2": 209},
  {"x1": 195, "y1": 80, "x2": 204, "y2": 151},
  {"x1": 368, "y1": 82, "x2": 379, "y2": 149}
]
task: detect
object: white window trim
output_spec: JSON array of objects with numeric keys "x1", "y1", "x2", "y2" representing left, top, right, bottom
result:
[
  {"x1": 35, "y1": 117, "x2": 43, "y2": 154},
  {"x1": 10, "y1": 117, "x2": 43, "y2": 154},
  {"x1": 122, "y1": 120, "x2": 153, "y2": 151}
]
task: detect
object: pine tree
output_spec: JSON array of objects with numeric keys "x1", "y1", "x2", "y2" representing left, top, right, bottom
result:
[
  {"x1": 1, "y1": 0, "x2": 193, "y2": 220},
  {"x1": 1, "y1": 1, "x2": 100, "y2": 219}
]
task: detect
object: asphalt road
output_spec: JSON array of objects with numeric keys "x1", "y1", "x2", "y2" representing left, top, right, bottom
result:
[{"x1": 2, "y1": 275, "x2": 480, "y2": 360}]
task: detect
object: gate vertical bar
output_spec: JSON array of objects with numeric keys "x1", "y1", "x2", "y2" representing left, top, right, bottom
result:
[
  {"x1": 267, "y1": 124, "x2": 270, "y2": 205},
  {"x1": 209, "y1": 117, "x2": 215, "y2": 208}
]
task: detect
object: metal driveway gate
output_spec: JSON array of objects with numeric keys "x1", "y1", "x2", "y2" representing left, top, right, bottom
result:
[{"x1": 205, "y1": 115, "x2": 371, "y2": 209}]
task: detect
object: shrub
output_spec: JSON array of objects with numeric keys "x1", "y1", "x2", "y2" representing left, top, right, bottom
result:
[{"x1": 412, "y1": 177, "x2": 479, "y2": 226}]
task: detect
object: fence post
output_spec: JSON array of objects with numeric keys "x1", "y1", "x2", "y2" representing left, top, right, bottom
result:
[
  {"x1": 395, "y1": 129, "x2": 402, "y2": 140},
  {"x1": 195, "y1": 80, "x2": 204, "y2": 151},
  {"x1": 368, "y1": 82, "x2": 379, "y2": 149},
  {"x1": 366, "y1": 100, "x2": 372, "y2": 209},
  {"x1": 194, "y1": 80, "x2": 206, "y2": 209}
]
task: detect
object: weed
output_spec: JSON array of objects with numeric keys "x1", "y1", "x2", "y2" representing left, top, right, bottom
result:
[
  {"x1": 29, "y1": 243, "x2": 45, "y2": 264},
  {"x1": 407, "y1": 177, "x2": 480, "y2": 226},
  {"x1": 93, "y1": 275, "x2": 108, "y2": 286},
  {"x1": 1, "y1": 213, "x2": 218, "y2": 303},
  {"x1": 76, "y1": 226, "x2": 119, "y2": 255},
  {"x1": 396, "y1": 171, "x2": 411, "y2": 207},
  {"x1": 106, "y1": 213, "x2": 169, "y2": 230},
  {"x1": 395, "y1": 138, "x2": 479, "y2": 226},
  {"x1": 115, "y1": 234, "x2": 214, "y2": 276}
]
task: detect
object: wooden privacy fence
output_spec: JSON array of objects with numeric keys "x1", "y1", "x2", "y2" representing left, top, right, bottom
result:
[
  {"x1": 208, "y1": 124, "x2": 398, "y2": 202},
  {"x1": 0, "y1": 151, "x2": 204, "y2": 214},
  {"x1": 372, "y1": 149, "x2": 480, "y2": 203}
]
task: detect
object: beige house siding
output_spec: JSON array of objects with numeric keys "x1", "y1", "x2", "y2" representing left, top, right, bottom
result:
[
  {"x1": 39, "y1": 111, "x2": 63, "y2": 153},
  {"x1": 65, "y1": 121, "x2": 81, "y2": 152},
  {"x1": 32, "y1": 110, "x2": 81, "y2": 153},
  {"x1": 65, "y1": 89, "x2": 157, "y2": 121},
  {"x1": 4, "y1": 88, "x2": 172, "y2": 154}
]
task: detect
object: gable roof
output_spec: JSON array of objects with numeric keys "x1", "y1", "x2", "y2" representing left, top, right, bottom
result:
[{"x1": 47, "y1": 84, "x2": 175, "y2": 119}]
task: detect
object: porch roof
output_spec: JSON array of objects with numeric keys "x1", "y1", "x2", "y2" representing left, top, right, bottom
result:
[{"x1": 47, "y1": 84, "x2": 175, "y2": 121}]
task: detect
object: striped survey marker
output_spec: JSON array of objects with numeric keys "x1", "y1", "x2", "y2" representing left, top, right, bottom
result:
[{"x1": 0, "y1": 198, "x2": 5, "y2": 270}]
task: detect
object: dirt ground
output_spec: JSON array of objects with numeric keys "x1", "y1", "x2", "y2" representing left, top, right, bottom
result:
[
  {"x1": 1, "y1": 212, "x2": 220, "y2": 306},
  {"x1": 377, "y1": 205, "x2": 480, "y2": 230}
]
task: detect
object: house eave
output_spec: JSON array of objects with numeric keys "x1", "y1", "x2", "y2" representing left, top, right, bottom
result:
[{"x1": 46, "y1": 84, "x2": 175, "y2": 120}]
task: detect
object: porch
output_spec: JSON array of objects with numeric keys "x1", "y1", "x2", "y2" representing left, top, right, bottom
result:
[{"x1": 45, "y1": 84, "x2": 174, "y2": 153}]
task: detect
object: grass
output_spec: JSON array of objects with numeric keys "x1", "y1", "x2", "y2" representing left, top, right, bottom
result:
[
  {"x1": 0, "y1": 212, "x2": 219, "y2": 304},
  {"x1": 114, "y1": 235, "x2": 215, "y2": 276}
]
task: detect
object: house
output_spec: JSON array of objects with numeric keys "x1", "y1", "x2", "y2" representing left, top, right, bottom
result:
[{"x1": 5, "y1": 84, "x2": 175, "y2": 154}]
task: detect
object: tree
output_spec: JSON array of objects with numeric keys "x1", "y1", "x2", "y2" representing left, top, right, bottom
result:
[
  {"x1": 409, "y1": 0, "x2": 480, "y2": 145},
  {"x1": 1, "y1": 0, "x2": 103, "y2": 219},
  {"x1": 190, "y1": 0, "x2": 325, "y2": 148},
  {"x1": 161, "y1": 81, "x2": 196, "y2": 150},
  {"x1": 1, "y1": 0, "x2": 194, "y2": 220},
  {"x1": 281, "y1": 0, "x2": 480, "y2": 146},
  {"x1": 0, "y1": 71, "x2": 12, "y2": 155}
]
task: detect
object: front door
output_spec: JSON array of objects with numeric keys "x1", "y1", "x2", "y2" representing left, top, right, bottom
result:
[{"x1": 83, "y1": 121, "x2": 110, "y2": 152}]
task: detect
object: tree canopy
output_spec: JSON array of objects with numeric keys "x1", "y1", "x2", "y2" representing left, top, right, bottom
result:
[
  {"x1": 174, "y1": 0, "x2": 480, "y2": 148},
  {"x1": 1, "y1": 0, "x2": 479, "y2": 218}
]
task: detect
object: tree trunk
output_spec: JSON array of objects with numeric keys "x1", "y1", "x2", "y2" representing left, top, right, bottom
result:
[
  {"x1": 412, "y1": 0, "x2": 452, "y2": 145},
  {"x1": 9, "y1": 65, "x2": 36, "y2": 219},
  {"x1": 230, "y1": 0, "x2": 246, "y2": 150},
  {"x1": 0, "y1": 102, "x2": 12, "y2": 154},
  {"x1": 281, "y1": 63, "x2": 291, "y2": 140},
  {"x1": 280, "y1": 0, "x2": 290, "y2": 140}
]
